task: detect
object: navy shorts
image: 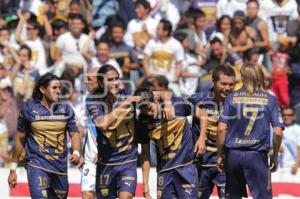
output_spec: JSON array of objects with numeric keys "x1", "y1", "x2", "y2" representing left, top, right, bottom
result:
[
  {"x1": 224, "y1": 149, "x2": 272, "y2": 199},
  {"x1": 27, "y1": 164, "x2": 68, "y2": 199},
  {"x1": 95, "y1": 161, "x2": 137, "y2": 199},
  {"x1": 157, "y1": 163, "x2": 198, "y2": 199},
  {"x1": 198, "y1": 151, "x2": 226, "y2": 199}
]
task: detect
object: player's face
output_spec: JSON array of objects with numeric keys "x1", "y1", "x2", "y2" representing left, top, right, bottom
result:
[
  {"x1": 140, "y1": 102, "x2": 158, "y2": 118},
  {"x1": 84, "y1": 71, "x2": 98, "y2": 93},
  {"x1": 215, "y1": 73, "x2": 235, "y2": 100},
  {"x1": 282, "y1": 108, "x2": 296, "y2": 125},
  {"x1": 103, "y1": 70, "x2": 120, "y2": 96},
  {"x1": 42, "y1": 80, "x2": 61, "y2": 102},
  {"x1": 247, "y1": 2, "x2": 259, "y2": 19}
]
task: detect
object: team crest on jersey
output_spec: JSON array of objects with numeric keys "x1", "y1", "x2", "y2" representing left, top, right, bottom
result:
[
  {"x1": 41, "y1": 190, "x2": 48, "y2": 197},
  {"x1": 101, "y1": 188, "x2": 109, "y2": 196}
]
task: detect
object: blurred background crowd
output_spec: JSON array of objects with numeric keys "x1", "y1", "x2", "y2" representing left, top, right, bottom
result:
[{"x1": 0, "y1": 0, "x2": 300, "y2": 174}]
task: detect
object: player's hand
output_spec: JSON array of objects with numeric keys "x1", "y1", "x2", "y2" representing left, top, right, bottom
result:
[
  {"x1": 125, "y1": 96, "x2": 142, "y2": 104},
  {"x1": 270, "y1": 155, "x2": 278, "y2": 173},
  {"x1": 76, "y1": 156, "x2": 84, "y2": 171},
  {"x1": 143, "y1": 184, "x2": 153, "y2": 199},
  {"x1": 217, "y1": 156, "x2": 224, "y2": 172},
  {"x1": 93, "y1": 154, "x2": 98, "y2": 163},
  {"x1": 70, "y1": 153, "x2": 80, "y2": 165},
  {"x1": 162, "y1": 102, "x2": 175, "y2": 121},
  {"x1": 194, "y1": 139, "x2": 206, "y2": 157},
  {"x1": 8, "y1": 171, "x2": 17, "y2": 188},
  {"x1": 291, "y1": 164, "x2": 298, "y2": 175}
]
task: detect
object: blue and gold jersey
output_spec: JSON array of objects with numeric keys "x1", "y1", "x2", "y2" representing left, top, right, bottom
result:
[
  {"x1": 219, "y1": 88, "x2": 284, "y2": 152},
  {"x1": 17, "y1": 100, "x2": 78, "y2": 175},
  {"x1": 85, "y1": 89, "x2": 138, "y2": 165},
  {"x1": 188, "y1": 89, "x2": 220, "y2": 152},
  {"x1": 136, "y1": 97, "x2": 194, "y2": 172}
]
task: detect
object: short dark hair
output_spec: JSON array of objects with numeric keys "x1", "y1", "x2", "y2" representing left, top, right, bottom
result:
[
  {"x1": 27, "y1": 19, "x2": 40, "y2": 30},
  {"x1": 193, "y1": 9, "x2": 206, "y2": 20},
  {"x1": 111, "y1": 19, "x2": 126, "y2": 31},
  {"x1": 51, "y1": 19, "x2": 68, "y2": 30},
  {"x1": 212, "y1": 65, "x2": 236, "y2": 82},
  {"x1": 135, "y1": 0, "x2": 151, "y2": 10},
  {"x1": 174, "y1": 31, "x2": 188, "y2": 43},
  {"x1": 19, "y1": 45, "x2": 32, "y2": 60},
  {"x1": 70, "y1": 0, "x2": 80, "y2": 6},
  {"x1": 210, "y1": 37, "x2": 223, "y2": 45},
  {"x1": 282, "y1": 106, "x2": 295, "y2": 114},
  {"x1": 33, "y1": 73, "x2": 60, "y2": 100},
  {"x1": 159, "y1": 19, "x2": 172, "y2": 36},
  {"x1": 247, "y1": 0, "x2": 259, "y2": 6},
  {"x1": 68, "y1": 13, "x2": 84, "y2": 23},
  {"x1": 156, "y1": 75, "x2": 169, "y2": 89},
  {"x1": 95, "y1": 39, "x2": 110, "y2": 48}
]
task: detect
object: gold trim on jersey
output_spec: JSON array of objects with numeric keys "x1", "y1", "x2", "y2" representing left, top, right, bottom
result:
[
  {"x1": 28, "y1": 162, "x2": 67, "y2": 175},
  {"x1": 159, "y1": 160, "x2": 194, "y2": 173},
  {"x1": 206, "y1": 146, "x2": 217, "y2": 152},
  {"x1": 98, "y1": 158, "x2": 137, "y2": 166},
  {"x1": 232, "y1": 97, "x2": 268, "y2": 105}
]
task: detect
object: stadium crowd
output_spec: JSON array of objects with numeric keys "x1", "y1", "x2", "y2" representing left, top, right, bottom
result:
[{"x1": 1, "y1": 0, "x2": 300, "y2": 198}]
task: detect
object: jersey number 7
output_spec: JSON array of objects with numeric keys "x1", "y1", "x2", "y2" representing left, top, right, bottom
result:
[{"x1": 243, "y1": 107, "x2": 259, "y2": 136}]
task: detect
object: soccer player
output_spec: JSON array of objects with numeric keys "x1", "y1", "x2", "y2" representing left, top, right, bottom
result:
[
  {"x1": 189, "y1": 65, "x2": 236, "y2": 199},
  {"x1": 80, "y1": 67, "x2": 100, "y2": 199},
  {"x1": 7, "y1": 73, "x2": 81, "y2": 199},
  {"x1": 137, "y1": 88, "x2": 198, "y2": 199},
  {"x1": 85, "y1": 64, "x2": 139, "y2": 199},
  {"x1": 217, "y1": 64, "x2": 284, "y2": 199}
]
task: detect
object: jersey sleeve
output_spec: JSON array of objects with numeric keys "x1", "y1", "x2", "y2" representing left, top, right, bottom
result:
[
  {"x1": 17, "y1": 105, "x2": 30, "y2": 133},
  {"x1": 218, "y1": 93, "x2": 232, "y2": 124},
  {"x1": 173, "y1": 97, "x2": 191, "y2": 117},
  {"x1": 269, "y1": 96, "x2": 284, "y2": 128},
  {"x1": 85, "y1": 97, "x2": 105, "y2": 121}
]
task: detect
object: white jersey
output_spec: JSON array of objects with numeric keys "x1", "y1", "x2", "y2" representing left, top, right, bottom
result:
[
  {"x1": 124, "y1": 16, "x2": 158, "y2": 48},
  {"x1": 90, "y1": 57, "x2": 123, "y2": 78},
  {"x1": 259, "y1": 0, "x2": 298, "y2": 42},
  {"x1": 56, "y1": 32, "x2": 95, "y2": 71},
  {"x1": 144, "y1": 37, "x2": 184, "y2": 82},
  {"x1": 279, "y1": 123, "x2": 300, "y2": 168},
  {"x1": 83, "y1": 112, "x2": 98, "y2": 162},
  {"x1": 25, "y1": 38, "x2": 47, "y2": 75}
]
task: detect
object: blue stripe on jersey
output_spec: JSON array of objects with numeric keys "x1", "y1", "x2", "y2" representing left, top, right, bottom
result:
[{"x1": 87, "y1": 113, "x2": 97, "y2": 138}]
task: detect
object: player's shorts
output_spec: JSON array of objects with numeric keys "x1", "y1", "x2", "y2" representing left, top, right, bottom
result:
[
  {"x1": 95, "y1": 161, "x2": 137, "y2": 199},
  {"x1": 27, "y1": 164, "x2": 68, "y2": 199},
  {"x1": 81, "y1": 160, "x2": 97, "y2": 192},
  {"x1": 224, "y1": 149, "x2": 272, "y2": 199},
  {"x1": 197, "y1": 151, "x2": 226, "y2": 199},
  {"x1": 157, "y1": 163, "x2": 198, "y2": 199}
]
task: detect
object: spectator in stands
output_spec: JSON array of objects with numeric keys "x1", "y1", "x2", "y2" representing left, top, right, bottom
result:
[
  {"x1": 228, "y1": 10, "x2": 255, "y2": 60},
  {"x1": 260, "y1": 0, "x2": 298, "y2": 48},
  {"x1": 194, "y1": 9, "x2": 208, "y2": 48},
  {"x1": 270, "y1": 36, "x2": 290, "y2": 108},
  {"x1": 216, "y1": 0, "x2": 246, "y2": 19},
  {"x1": 109, "y1": 20, "x2": 140, "y2": 82},
  {"x1": 151, "y1": 0, "x2": 180, "y2": 29},
  {"x1": 210, "y1": 15, "x2": 231, "y2": 47},
  {"x1": 203, "y1": 37, "x2": 226, "y2": 73},
  {"x1": 124, "y1": 0, "x2": 158, "y2": 60},
  {"x1": 174, "y1": 32, "x2": 205, "y2": 97},
  {"x1": 245, "y1": 0, "x2": 270, "y2": 57},
  {"x1": 15, "y1": 10, "x2": 48, "y2": 75},
  {"x1": 91, "y1": 40, "x2": 123, "y2": 78},
  {"x1": 92, "y1": 0, "x2": 119, "y2": 30},
  {"x1": 55, "y1": 14, "x2": 95, "y2": 84},
  {"x1": 143, "y1": 19, "x2": 184, "y2": 96},
  {"x1": 280, "y1": 106, "x2": 300, "y2": 175}
]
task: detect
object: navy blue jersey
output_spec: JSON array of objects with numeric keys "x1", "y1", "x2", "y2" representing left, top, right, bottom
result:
[
  {"x1": 136, "y1": 97, "x2": 193, "y2": 172},
  {"x1": 188, "y1": 89, "x2": 221, "y2": 152},
  {"x1": 17, "y1": 100, "x2": 78, "y2": 174},
  {"x1": 85, "y1": 89, "x2": 138, "y2": 164},
  {"x1": 219, "y1": 88, "x2": 284, "y2": 152}
]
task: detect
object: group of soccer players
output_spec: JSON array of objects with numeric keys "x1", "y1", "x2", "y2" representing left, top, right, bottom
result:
[{"x1": 7, "y1": 63, "x2": 283, "y2": 199}]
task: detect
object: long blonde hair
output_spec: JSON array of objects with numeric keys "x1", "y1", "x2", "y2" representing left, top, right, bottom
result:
[{"x1": 240, "y1": 64, "x2": 266, "y2": 95}]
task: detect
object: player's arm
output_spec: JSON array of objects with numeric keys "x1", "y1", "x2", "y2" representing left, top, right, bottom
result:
[
  {"x1": 141, "y1": 143, "x2": 152, "y2": 199},
  {"x1": 152, "y1": 90, "x2": 174, "y2": 120},
  {"x1": 7, "y1": 131, "x2": 26, "y2": 188},
  {"x1": 270, "y1": 127, "x2": 283, "y2": 172},
  {"x1": 92, "y1": 96, "x2": 142, "y2": 131},
  {"x1": 194, "y1": 107, "x2": 208, "y2": 156},
  {"x1": 68, "y1": 131, "x2": 81, "y2": 165},
  {"x1": 216, "y1": 122, "x2": 227, "y2": 172}
]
